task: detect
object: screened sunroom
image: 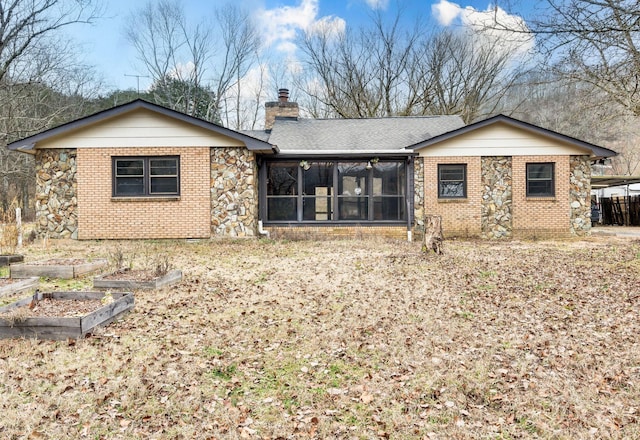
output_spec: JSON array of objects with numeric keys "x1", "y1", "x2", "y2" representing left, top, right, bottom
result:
[{"x1": 260, "y1": 158, "x2": 411, "y2": 224}]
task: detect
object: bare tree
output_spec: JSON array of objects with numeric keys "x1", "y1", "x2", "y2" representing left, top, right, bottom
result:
[
  {"x1": 126, "y1": 1, "x2": 260, "y2": 127},
  {"x1": 0, "y1": 0, "x2": 103, "y2": 214},
  {"x1": 0, "y1": 0, "x2": 101, "y2": 83},
  {"x1": 420, "y1": 29, "x2": 529, "y2": 123},
  {"x1": 299, "y1": 10, "x2": 421, "y2": 118},
  {"x1": 491, "y1": 0, "x2": 640, "y2": 117},
  {"x1": 126, "y1": 0, "x2": 216, "y2": 119},
  {"x1": 298, "y1": 10, "x2": 528, "y2": 122},
  {"x1": 214, "y1": 4, "x2": 261, "y2": 130}
]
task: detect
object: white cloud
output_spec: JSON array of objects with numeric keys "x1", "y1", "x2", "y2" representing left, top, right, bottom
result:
[
  {"x1": 432, "y1": 0, "x2": 464, "y2": 26},
  {"x1": 431, "y1": 0, "x2": 534, "y2": 57},
  {"x1": 306, "y1": 15, "x2": 346, "y2": 38},
  {"x1": 256, "y1": 0, "x2": 345, "y2": 53},
  {"x1": 364, "y1": 0, "x2": 389, "y2": 10}
]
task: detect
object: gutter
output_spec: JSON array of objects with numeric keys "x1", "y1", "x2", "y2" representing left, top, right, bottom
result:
[{"x1": 276, "y1": 149, "x2": 416, "y2": 156}]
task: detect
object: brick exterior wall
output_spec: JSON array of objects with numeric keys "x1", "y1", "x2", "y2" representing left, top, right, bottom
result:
[
  {"x1": 423, "y1": 156, "x2": 483, "y2": 237},
  {"x1": 76, "y1": 147, "x2": 211, "y2": 239},
  {"x1": 511, "y1": 155, "x2": 571, "y2": 238},
  {"x1": 420, "y1": 154, "x2": 587, "y2": 239}
]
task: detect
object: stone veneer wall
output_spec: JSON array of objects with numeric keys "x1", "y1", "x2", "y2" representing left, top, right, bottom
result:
[
  {"x1": 211, "y1": 148, "x2": 258, "y2": 237},
  {"x1": 569, "y1": 155, "x2": 592, "y2": 236},
  {"x1": 34, "y1": 149, "x2": 78, "y2": 239},
  {"x1": 413, "y1": 157, "x2": 425, "y2": 235},
  {"x1": 481, "y1": 156, "x2": 513, "y2": 239}
]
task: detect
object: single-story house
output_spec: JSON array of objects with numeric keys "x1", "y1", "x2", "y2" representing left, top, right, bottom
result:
[{"x1": 6, "y1": 89, "x2": 616, "y2": 240}]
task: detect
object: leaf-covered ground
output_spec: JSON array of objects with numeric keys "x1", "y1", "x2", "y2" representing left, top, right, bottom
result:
[{"x1": 0, "y1": 237, "x2": 638, "y2": 439}]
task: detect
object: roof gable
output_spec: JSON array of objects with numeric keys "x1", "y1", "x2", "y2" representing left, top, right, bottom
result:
[
  {"x1": 410, "y1": 114, "x2": 616, "y2": 159},
  {"x1": 6, "y1": 99, "x2": 276, "y2": 153}
]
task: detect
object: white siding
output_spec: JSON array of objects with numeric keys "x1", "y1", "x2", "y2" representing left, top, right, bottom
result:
[
  {"x1": 35, "y1": 108, "x2": 246, "y2": 149},
  {"x1": 418, "y1": 123, "x2": 593, "y2": 157}
]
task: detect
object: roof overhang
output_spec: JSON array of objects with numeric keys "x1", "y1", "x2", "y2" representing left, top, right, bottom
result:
[
  {"x1": 273, "y1": 149, "x2": 416, "y2": 158},
  {"x1": 5, "y1": 99, "x2": 278, "y2": 154},
  {"x1": 409, "y1": 114, "x2": 617, "y2": 159},
  {"x1": 591, "y1": 175, "x2": 640, "y2": 189}
]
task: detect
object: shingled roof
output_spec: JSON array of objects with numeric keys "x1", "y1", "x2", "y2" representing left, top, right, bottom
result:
[{"x1": 250, "y1": 115, "x2": 465, "y2": 155}]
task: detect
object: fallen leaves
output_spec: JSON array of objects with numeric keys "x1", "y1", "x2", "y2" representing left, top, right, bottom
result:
[{"x1": 0, "y1": 237, "x2": 638, "y2": 438}]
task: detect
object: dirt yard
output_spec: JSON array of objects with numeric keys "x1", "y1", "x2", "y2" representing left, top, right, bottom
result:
[{"x1": 0, "y1": 236, "x2": 638, "y2": 439}]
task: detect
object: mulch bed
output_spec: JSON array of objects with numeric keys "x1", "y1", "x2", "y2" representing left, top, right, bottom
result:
[
  {"x1": 0, "y1": 298, "x2": 104, "y2": 318},
  {"x1": 99, "y1": 268, "x2": 159, "y2": 281}
]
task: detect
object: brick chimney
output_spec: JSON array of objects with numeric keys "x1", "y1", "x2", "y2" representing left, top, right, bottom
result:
[{"x1": 265, "y1": 88, "x2": 299, "y2": 131}]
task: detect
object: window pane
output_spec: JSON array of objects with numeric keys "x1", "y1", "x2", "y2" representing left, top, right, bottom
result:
[
  {"x1": 150, "y1": 177, "x2": 178, "y2": 194},
  {"x1": 527, "y1": 163, "x2": 554, "y2": 196},
  {"x1": 440, "y1": 169, "x2": 463, "y2": 181},
  {"x1": 150, "y1": 159, "x2": 177, "y2": 176},
  {"x1": 528, "y1": 181, "x2": 550, "y2": 193},
  {"x1": 267, "y1": 197, "x2": 297, "y2": 221},
  {"x1": 116, "y1": 160, "x2": 143, "y2": 176},
  {"x1": 268, "y1": 163, "x2": 297, "y2": 195},
  {"x1": 528, "y1": 164, "x2": 552, "y2": 179},
  {"x1": 440, "y1": 182, "x2": 465, "y2": 197},
  {"x1": 115, "y1": 177, "x2": 144, "y2": 195},
  {"x1": 438, "y1": 164, "x2": 466, "y2": 198}
]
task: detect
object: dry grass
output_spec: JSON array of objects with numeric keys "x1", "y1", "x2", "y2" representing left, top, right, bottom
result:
[
  {"x1": 0, "y1": 236, "x2": 639, "y2": 439},
  {"x1": 0, "y1": 204, "x2": 19, "y2": 255}
]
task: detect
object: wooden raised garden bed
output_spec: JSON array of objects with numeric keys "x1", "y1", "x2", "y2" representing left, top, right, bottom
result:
[
  {"x1": 93, "y1": 269, "x2": 182, "y2": 290},
  {"x1": 0, "y1": 291, "x2": 134, "y2": 340},
  {"x1": 0, "y1": 254, "x2": 24, "y2": 266},
  {"x1": 0, "y1": 277, "x2": 38, "y2": 298},
  {"x1": 10, "y1": 258, "x2": 108, "y2": 279}
]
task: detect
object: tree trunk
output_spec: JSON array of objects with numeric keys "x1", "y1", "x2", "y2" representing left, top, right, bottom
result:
[{"x1": 422, "y1": 215, "x2": 444, "y2": 255}]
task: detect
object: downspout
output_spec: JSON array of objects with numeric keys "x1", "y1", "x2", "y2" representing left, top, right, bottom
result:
[
  {"x1": 256, "y1": 155, "x2": 270, "y2": 238},
  {"x1": 258, "y1": 220, "x2": 270, "y2": 238},
  {"x1": 407, "y1": 199, "x2": 412, "y2": 242},
  {"x1": 407, "y1": 156, "x2": 414, "y2": 242}
]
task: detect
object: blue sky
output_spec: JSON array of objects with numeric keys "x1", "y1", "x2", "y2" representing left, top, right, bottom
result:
[{"x1": 67, "y1": 0, "x2": 534, "y2": 92}]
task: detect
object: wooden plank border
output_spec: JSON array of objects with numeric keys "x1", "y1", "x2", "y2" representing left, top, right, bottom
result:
[
  {"x1": 0, "y1": 277, "x2": 38, "y2": 298},
  {"x1": 10, "y1": 259, "x2": 108, "y2": 279},
  {"x1": 0, "y1": 291, "x2": 134, "y2": 340},
  {"x1": 0, "y1": 255, "x2": 24, "y2": 266},
  {"x1": 93, "y1": 269, "x2": 182, "y2": 290}
]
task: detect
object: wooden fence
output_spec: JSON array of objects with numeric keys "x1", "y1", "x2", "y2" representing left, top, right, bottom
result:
[{"x1": 598, "y1": 196, "x2": 640, "y2": 226}]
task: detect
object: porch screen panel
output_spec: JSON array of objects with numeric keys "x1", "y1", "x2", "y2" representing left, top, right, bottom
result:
[
  {"x1": 372, "y1": 162, "x2": 406, "y2": 221},
  {"x1": 337, "y1": 162, "x2": 368, "y2": 220},
  {"x1": 267, "y1": 162, "x2": 298, "y2": 221},
  {"x1": 302, "y1": 162, "x2": 333, "y2": 221}
]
